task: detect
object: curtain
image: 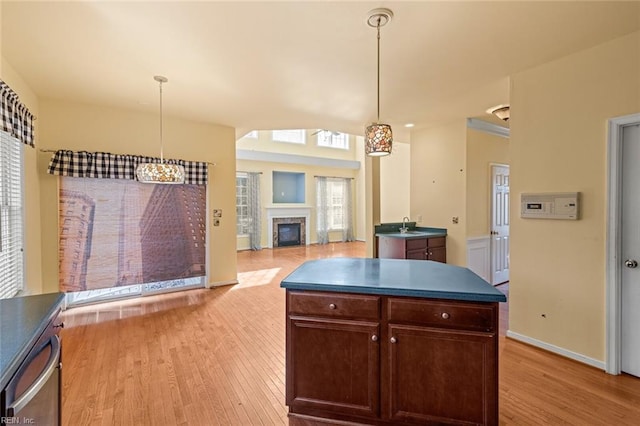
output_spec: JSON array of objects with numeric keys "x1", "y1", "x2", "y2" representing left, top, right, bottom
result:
[
  {"x1": 247, "y1": 172, "x2": 262, "y2": 250},
  {"x1": 0, "y1": 80, "x2": 36, "y2": 147},
  {"x1": 47, "y1": 150, "x2": 208, "y2": 185},
  {"x1": 316, "y1": 177, "x2": 330, "y2": 244}
]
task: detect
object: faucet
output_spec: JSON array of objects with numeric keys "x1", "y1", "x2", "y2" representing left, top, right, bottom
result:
[{"x1": 401, "y1": 216, "x2": 410, "y2": 233}]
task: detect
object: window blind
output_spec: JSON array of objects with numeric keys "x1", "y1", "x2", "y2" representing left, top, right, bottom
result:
[{"x1": 0, "y1": 131, "x2": 24, "y2": 299}]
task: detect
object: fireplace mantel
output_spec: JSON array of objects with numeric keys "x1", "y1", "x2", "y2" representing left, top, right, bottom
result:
[{"x1": 266, "y1": 206, "x2": 312, "y2": 248}]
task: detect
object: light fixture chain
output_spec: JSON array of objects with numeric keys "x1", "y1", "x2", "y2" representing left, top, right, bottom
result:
[
  {"x1": 159, "y1": 80, "x2": 164, "y2": 162},
  {"x1": 377, "y1": 19, "x2": 381, "y2": 123}
]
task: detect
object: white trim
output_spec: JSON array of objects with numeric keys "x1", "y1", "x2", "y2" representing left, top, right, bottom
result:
[
  {"x1": 466, "y1": 236, "x2": 490, "y2": 282},
  {"x1": 466, "y1": 118, "x2": 510, "y2": 139},
  {"x1": 506, "y1": 330, "x2": 605, "y2": 370},
  {"x1": 237, "y1": 149, "x2": 360, "y2": 170},
  {"x1": 606, "y1": 112, "x2": 640, "y2": 375},
  {"x1": 266, "y1": 206, "x2": 312, "y2": 249},
  {"x1": 207, "y1": 279, "x2": 238, "y2": 289}
]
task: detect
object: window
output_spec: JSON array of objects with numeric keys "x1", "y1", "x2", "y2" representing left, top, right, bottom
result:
[
  {"x1": 0, "y1": 131, "x2": 24, "y2": 299},
  {"x1": 236, "y1": 173, "x2": 249, "y2": 235},
  {"x1": 317, "y1": 131, "x2": 349, "y2": 150},
  {"x1": 326, "y1": 180, "x2": 345, "y2": 230},
  {"x1": 272, "y1": 129, "x2": 305, "y2": 144}
]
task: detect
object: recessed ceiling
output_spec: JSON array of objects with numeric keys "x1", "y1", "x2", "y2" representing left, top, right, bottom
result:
[{"x1": 2, "y1": 1, "x2": 638, "y2": 141}]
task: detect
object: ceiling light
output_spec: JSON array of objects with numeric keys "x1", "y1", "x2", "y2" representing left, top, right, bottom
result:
[
  {"x1": 136, "y1": 76, "x2": 185, "y2": 184},
  {"x1": 487, "y1": 104, "x2": 510, "y2": 122},
  {"x1": 405, "y1": 123, "x2": 415, "y2": 128},
  {"x1": 365, "y1": 8, "x2": 394, "y2": 157}
]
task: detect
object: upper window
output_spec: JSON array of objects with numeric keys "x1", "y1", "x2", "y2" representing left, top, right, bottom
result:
[
  {"x1": 317, "y1": 131, "x2": 349, "y2": 150},
  {"x1": 0, "y1": 131, "x2": 24, "y2": 299},
  {"x1": 272, "y1": 129, "x2": 305, "y2": 144},
  {"x1": 236, "y1": 173, "x2": 249, "y2": 235},
  {"x1": 245, "y1": 130, "x2": 258, "y2": 138}
]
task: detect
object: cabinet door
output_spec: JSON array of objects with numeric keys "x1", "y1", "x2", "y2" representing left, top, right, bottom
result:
[
  {"x1": 387, "y1": 324, "x2": 497, "y2": 425},
  {"x1": 287, "y1": 317, "x2": 380, "y2": 418},
  {"x1": 406, "y1": 249, "x2": 427, "y2": 260},
  {"x1": 427, "y1": 246, "x2": 447, "y2": 263}
]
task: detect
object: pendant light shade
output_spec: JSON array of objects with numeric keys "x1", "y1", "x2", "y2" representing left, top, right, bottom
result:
[
  {"x1": 136, "y1": 76, "x2": 185, "y2": 184},
  {"x1": 365, "y1": 8, "x2": 393, "y2": 157},
  {"x1": 365, "y1": 123, "x2": 393, "y2": 156}
]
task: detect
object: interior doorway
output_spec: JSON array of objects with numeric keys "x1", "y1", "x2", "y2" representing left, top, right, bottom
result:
[
  {"x1": 606, "y1": 113, "x2": 640, "y2": 376},
  {"x1": 490, "y1": 164, "x2": 510, "y2": 285}
]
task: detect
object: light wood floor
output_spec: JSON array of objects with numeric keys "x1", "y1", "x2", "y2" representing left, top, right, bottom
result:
[{"x1": 60, "y1": 242, "x2": 640, "y2": 425}]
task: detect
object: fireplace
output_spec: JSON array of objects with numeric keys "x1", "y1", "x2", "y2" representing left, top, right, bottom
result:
[
  {"x1": 277, "y1": 223, "x2": 301, "y2": 247},
  {"x1": 272, "y1": 216, "x2": 306, "y2": 248}
]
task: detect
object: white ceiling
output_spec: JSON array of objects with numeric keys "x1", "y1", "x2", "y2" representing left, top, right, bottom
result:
[{"x1": 2, "y1": 1, "x2": 639, "y2": 142}]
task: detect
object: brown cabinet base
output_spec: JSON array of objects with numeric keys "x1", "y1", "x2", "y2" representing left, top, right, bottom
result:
[
  {"x1": 286, "y1": 290, "x2": 499, "y2": 426},
  {"x1": 377, "y1": 236, "x2": 447, "y2": 263}
]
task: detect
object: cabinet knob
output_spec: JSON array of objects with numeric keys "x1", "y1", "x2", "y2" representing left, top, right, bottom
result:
[
  {"x1": 329, "y1": 303, "x2": 337, "y2": 310},
  {"x1": 371, "y1": 334, "x2": 378, "y2": 342},
  {"x1": 390, "y1": 337, "x2": 397, "y2": 344},
  {"x1": 441, "y1": 312, "x2": 450, "y2": 319}
]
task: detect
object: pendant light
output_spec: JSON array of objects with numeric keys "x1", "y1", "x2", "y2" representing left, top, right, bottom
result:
[
  {"x1": 136, "y1": 76, "x2": 185, "y2": 184},
  {"x1": 365, "y1": 8, "x2": 394, "y2": 157}
]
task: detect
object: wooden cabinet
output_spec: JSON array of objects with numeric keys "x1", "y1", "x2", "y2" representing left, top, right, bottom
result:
[
  {"x1": 386, "y1": 298, "x2": 498, "y2": 425},
  {"x1": 378, "y1": 235, "x2": 447, "y2": 263},
  {"x1": 286, "y1": 292, "x2": 381, "y2": 419},
  {"x1": 285, "y1": 290, "x2": 499, "y2": 425}
]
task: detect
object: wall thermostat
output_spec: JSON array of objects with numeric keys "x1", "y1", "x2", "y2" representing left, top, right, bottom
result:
[{"x1": 521, "y1": 192, "x2": 580, "y2": 220}]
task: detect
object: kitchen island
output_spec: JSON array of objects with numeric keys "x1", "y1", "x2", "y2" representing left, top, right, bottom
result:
[{"x1": 281, "y1": 258, "x2": 506, "y2": 426}]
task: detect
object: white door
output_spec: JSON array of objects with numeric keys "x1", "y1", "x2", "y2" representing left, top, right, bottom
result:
[
  {"x1": 621, "y1": 123, "x2": 640, "y2": 377},
  {"x1": 491, "y1": 165, "x2": 510, "y2": 285}
]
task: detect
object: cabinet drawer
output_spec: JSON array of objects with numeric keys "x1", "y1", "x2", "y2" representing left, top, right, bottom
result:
[
  {"x1": 405, "y1": 238, "x2": 427, "y2": 250},
  {"x1": 427, "y1": 236, "x2": 446, "y2": 248},
  {"x1": 387, "y1": 298, "x2": 495, "y2": 332},
  {"x1": 288, "y1": 291, "x2": 380, "y2": 320}
]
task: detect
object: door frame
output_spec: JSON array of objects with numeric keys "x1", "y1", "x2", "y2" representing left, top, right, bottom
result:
[
  {"x1": 606, "y1": 112, "x2": 640, "y2": 375},
  {"x1": 489, "y1": 163, "x2": 510, "y2": 285}
]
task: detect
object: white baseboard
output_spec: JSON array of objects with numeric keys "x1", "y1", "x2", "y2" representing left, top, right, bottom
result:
[
  {"x1": 506, "y1": 330, "x2": 605, "y2": 370},
  {"x1": 207, "y1": 279, "x2": 238, "y2": 289}
]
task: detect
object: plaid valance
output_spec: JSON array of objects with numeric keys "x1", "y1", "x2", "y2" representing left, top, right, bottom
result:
[
  {"x1": 47, "y1": 150, "x2": 208, "y2": 185},
  {"x1": 0, "y1": 80, "x2": 36, "y2": 147}
]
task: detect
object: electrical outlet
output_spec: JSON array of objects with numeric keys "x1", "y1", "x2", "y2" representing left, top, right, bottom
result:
[
  {"x1": 416, "y1": 214, "x2": 423, "y2": 223},
  {"x1": 452, "y1": 216, "x2": 459, "y2": 224}
]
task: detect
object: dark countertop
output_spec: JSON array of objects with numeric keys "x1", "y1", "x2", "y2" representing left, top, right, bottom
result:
[
  {"x1": 0, "y1": 292, "x2": 65, "y2": 389},
  {"x1": 280, "y1": 258, "x2": 506, "y2": 303},
  {"x1": 375, "y1": 224, "x2": 447, "y2": 239}
]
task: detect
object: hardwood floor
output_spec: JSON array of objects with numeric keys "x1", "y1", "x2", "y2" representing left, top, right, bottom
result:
[{"x1": 60, "y1": 242, "x2": 640, "y2": 425}]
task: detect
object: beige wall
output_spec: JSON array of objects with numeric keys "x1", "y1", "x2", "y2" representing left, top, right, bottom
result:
[
  {"x1": 509, "y1": 31, "x2": 640, "y2": 361},
  {"x1": 1, "y1": 58, "x2": 43, "y2": 295},
  {"x1": 37, "y1": 99, "x2": 237, "y2": 292},
  {"x1": 410, "y1": 121, "x2": 467, "y2": 266},
  {"x1": 466, "y1": 128, "x2": 509, "y2": 237},
  {"x1": 380, "y1": 141, "x2": 411, "y2": 223}
]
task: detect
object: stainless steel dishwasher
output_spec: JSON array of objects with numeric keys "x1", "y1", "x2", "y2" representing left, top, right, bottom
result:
[{"x1": 1, "y1": 311, "x2": 62, "y2": 426}]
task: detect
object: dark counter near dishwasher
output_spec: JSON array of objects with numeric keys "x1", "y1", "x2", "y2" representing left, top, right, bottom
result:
[{"x1": 0, "y1": 292, "x2": 65, "y2": 390}]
